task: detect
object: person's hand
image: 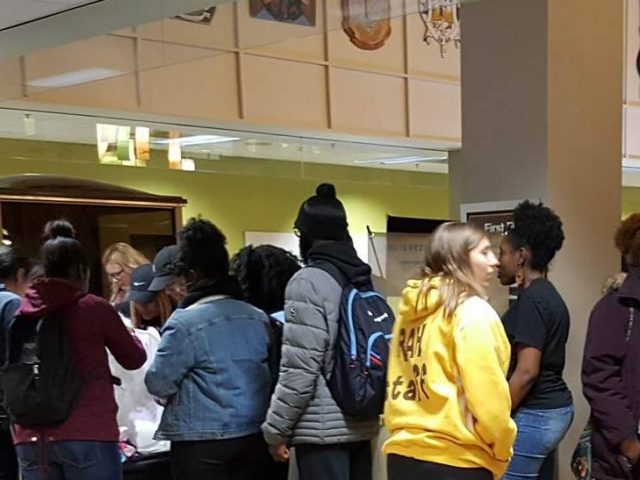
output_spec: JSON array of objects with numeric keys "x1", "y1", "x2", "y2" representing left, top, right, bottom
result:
[
  {"x1": 620, "y1": 436, "x2": 640, "y2": 464},
  {"x1": 268, "y1": 444, "x2": 290, "y2": 462}
]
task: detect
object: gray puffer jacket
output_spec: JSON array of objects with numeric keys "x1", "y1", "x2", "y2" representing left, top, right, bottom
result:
[{"x1": 262, "y1": 266, "x2": 379, "y2": 446}]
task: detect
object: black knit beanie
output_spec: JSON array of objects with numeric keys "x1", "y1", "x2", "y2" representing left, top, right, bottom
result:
[{"x1": 294, "y1": 183, "x2": 349, "y2": 241}]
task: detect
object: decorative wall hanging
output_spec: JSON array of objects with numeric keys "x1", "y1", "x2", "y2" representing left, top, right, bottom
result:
[
  {"x1": 418, "y1": 0, "x2": 460, "y2": 58},
  {"x1": 341, "y1": 0, "x2": 391, "y2": 50},
  {"x1": 173, "y1": 7, "x2": 217, "y2": 24},
  {"x1": 250, "y1": 0, "x2": 316, "y2": 27}
]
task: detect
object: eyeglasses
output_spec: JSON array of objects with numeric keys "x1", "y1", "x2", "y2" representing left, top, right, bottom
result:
[
  {"x1": 293, "y1": 228, "x2": 301, "y2": 238},
  {"x1": 107, "y1": 269, "x2": 125, "y2": 281}
]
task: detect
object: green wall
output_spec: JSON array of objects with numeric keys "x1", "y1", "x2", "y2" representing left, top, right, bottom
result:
[
  {"x1": 0, "y1": 139, "x2": 450, "y2": 252},
  {"x1": 5, "y1": 138, "x2": 637, "y2": 255},
  {"x1": 623, "y1": 187, "x2": 640, "y2": 218}
]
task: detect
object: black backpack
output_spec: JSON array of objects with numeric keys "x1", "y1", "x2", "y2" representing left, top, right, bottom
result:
[
  {"x1": 313, "y1": 262, "x2": 395, "y2": 418},
  {"x1": 1, "y1": 312, "x2": 85, "y2": 427}
]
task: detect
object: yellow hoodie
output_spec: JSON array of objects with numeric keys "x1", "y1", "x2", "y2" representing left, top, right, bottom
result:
[{"x1": 383, "y1": 279, "x2": 516, "y2": 479}]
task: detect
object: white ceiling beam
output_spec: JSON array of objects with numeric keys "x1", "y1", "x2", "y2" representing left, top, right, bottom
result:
[{"x1": 0, "y1": 0, "x2": 227, "y2": 60}]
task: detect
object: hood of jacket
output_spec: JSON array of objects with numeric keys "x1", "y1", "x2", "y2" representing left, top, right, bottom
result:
[
  {"x1": 398, "y1": 277, "x2": 448, "y2": 324},
  {"x1": 19, "y1": 278, "x2": 85, "y2": 317},
  {"x1": 307, "y1": 241, "x2": 372, "y2": 289},
  {"x1": 617, "y1": 267, "x2": 640, "y2": 304}
]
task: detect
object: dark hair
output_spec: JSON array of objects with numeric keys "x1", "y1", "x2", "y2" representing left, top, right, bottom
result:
[
  {"x1": 231, "y1": 245, "x2": 301, "y2": 314},
  {"x1": 40, "y1": 219, "x2": 89, "y2": 280},
  {"x1": 176, "y1": 218, "x2": 229, "y2": 280},
  {"x1": 615, "y1": 213, "x2": 640, "y2": 267},
  {"x1": 42, "y1": 219, "x2": 76, "y2": 242},
  {"x1": 0, "y1": 246, "x2": 30, "y2": 282},
  {"x1": 505, "y1": 200, "x2": 564, "y2": 272}
]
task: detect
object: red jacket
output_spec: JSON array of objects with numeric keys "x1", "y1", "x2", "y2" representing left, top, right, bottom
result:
[{"x1": 13, "y1": 278, "x2": 146, "y2": 444}]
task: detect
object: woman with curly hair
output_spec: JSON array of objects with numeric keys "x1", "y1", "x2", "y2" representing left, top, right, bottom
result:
[
  {"x1": 497, "y1": 200, "x2": 573, "y2": 480},
  {"x1": 145, "y1": 218, "x2": 273, "y2": 480},
  {"x1": 582, "y1": 214, "x2": 640, "y2": 480},
  {"x1": 232, "y1": 245, "x2": 301, "y2": 364},
  {"x1": 231, "y1": 244, "x2": 301, "y2": 480}
]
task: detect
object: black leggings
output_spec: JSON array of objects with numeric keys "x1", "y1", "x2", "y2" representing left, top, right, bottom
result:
[
  {"x1": 0, "y1": 425, "x2": 17, "y2": 480},
  {"x1": 387, "y1": 454, "x2": 493, "y2": 480}
]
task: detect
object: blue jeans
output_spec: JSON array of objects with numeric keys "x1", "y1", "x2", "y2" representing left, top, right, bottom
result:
[
  {"x1": 15, "y1": 441, "x2": 121, "y2": 480},
  {"x1": 504, "y1": 405, "x2": 574, "y2": 480}
]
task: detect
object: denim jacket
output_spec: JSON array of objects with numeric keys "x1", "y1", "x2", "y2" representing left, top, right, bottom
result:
[{"x1": 145, "y1": 296, "x2": 273, "y2": 441}]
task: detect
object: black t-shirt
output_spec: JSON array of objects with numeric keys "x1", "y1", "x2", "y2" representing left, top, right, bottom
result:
[{"x1": 502, "y1": 278, "x2": 572, "y2": 409}]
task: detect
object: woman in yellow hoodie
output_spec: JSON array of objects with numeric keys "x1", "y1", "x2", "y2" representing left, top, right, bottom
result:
[{"x1": 384, "y1": 222, "x2": 517, "y2": 480}]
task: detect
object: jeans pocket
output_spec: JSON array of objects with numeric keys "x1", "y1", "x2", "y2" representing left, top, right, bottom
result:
[
  {"x1": 53, "y1": 441, "x2": 100, "y2": 469},
  {"x1": 15, "y1": 444, "x2": 39, "y2": 471},
  {"x1": 541, "y1": 406, "x2": 574, "y2": 452}
]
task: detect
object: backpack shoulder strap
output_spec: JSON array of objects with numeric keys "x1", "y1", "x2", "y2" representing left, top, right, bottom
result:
[{"x1": 309, "y1": 261, "x2": 350, "y2": 289}]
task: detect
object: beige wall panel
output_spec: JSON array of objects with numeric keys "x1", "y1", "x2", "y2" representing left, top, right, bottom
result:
[
  {"x1": 26, "y1": 74, "x2": 139, "y2": 110},
  {"x1": 243, "y1": 55, "x2": 327, "y2": 128},
  {"x1": 138, "y1": 40, "x2": 224, "y2": 72},
  {"x1": 135, "y1": 21, "x2": 164, "y2": 40},
  {"x1": 135, "y1": 4, "x2": 236, "y2": 51},
  {"x1": 236, "y1": 0, "x2": 325, "y2": 58},
  {"x1": 139, "y1": 53, "x2": 239, "y2": 120},
  {"x1": 326, "y1": 0, "x2": 405, "y2": 74},
  {"x1": 331, "y1": 68, "x2": 406, "y2": 135},
  {"x1": 406, "y1": 13, "x2": 460, "y2": 79},
  {"x1": 112, "y1": 28, "x2": 136, "y2": 37},
  {"x1": 626, "y1": 0, "x2": 640, "y2": 104},
  {"x1": 626, "y1": 105, "x2": 640, "y2": 157},
  {"x1": 0, "y1": 58, "x2": 23, "y2": 101},
  {"x1": 244, "y1": 34, "x2": 326, "y2": 63},
  {"x1": 24, "y1": 35, "x2": 137, "y2": 97},
  {"x1": 409, "y1": 78, "x2": 460, "y2": 140}
]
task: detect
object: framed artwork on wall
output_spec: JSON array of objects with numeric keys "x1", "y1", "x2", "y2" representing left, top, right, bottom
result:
[
  {"x1": 249, "y1": 0, "x2": 316, "y2": 27},
  {"x1": 173, "y1": 7, "x2": 217, "y2": 24}
]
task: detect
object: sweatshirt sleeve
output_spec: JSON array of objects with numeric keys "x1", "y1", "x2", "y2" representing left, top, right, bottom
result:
[
  {"x1": 101, "y1": 301, "x2": 146, "y2": 370},
  {"x1": 582, "y1": 297, "x2": 636, "y2": 447},
  {"x1": 262, "y1": 271, "x2": 330, "y2": 446},
  {"x1": 454, "y1": 298, "x2": 516, "y2": 464}
]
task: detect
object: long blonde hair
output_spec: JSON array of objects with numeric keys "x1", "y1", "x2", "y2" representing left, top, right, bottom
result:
[
  {"x1": 102, "y1": 242, "x2": 149, "y2": 271},
  {"x1": 420, "y1": 222, "x2": 489, "y2": 320},
  {"x1": 102, "y1": 243, "x2": 149, "y2": 303},
  {"x1": 130, "y1": 291, "x2": 173, "y2": 329}
]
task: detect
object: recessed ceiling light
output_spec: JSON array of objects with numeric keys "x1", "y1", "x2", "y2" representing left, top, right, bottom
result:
[
  {"x1": 155, "y1": 135, "x2": 240, "y2": 146},
  {"x1": 353, "y1": 154, "x2": 447, "y2": 165},
  {"x1": 27, "y1": 68, "x2": 124, "y2": 88}
]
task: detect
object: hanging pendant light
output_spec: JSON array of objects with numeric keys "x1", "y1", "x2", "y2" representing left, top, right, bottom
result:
[{"x1": 418, "y1": 0, "x2": 461, "y2": 58}]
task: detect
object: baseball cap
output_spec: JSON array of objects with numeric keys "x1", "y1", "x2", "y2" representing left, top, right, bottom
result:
[
  {"x1": 149, "y1": 245, "x2": 180, "y2": 292},
  {"x1": 129, "y1": 264, "x2": 157, "y2": 305}
]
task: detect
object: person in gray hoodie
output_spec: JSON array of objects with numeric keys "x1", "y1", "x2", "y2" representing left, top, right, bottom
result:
[{"x1": 262, "y1": 183, "x2": 379, "y2": 480}]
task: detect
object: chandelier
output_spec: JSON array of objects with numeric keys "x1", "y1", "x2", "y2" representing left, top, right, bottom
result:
[{"x1": 418, "y1": 0, "x2": 461, "y2": 58}]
